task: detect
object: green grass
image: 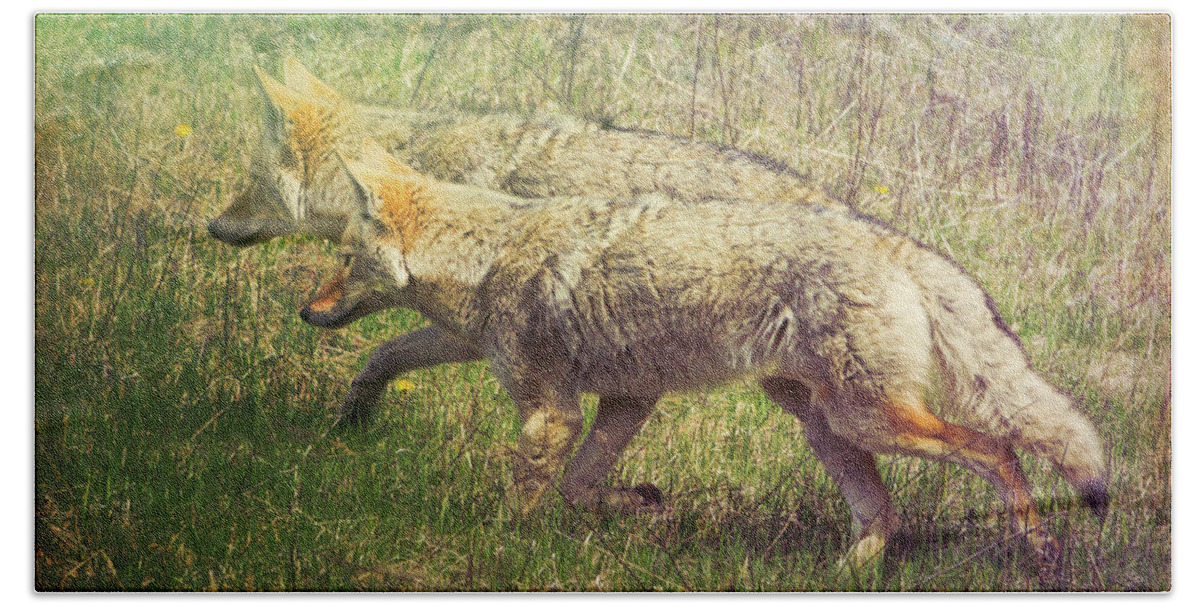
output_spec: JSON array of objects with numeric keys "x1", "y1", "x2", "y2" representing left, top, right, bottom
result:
[{"x1": 34, "y1": 14, "x2": 1169, "y2": 591}]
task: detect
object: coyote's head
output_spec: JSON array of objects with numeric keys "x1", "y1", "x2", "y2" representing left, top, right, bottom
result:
[
  {"x1": 209, "y1": 58, "x2": 358, "y2": 246},
  {"x1": 300, "y1": 140, "x2": 426, "y2": 329}
]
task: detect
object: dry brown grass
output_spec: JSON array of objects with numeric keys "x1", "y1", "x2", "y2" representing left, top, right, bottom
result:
[{"x1": 35, "y1": 14, "x2": 1169, "y2": 591}]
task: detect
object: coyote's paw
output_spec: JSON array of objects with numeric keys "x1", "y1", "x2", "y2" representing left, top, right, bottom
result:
[
  {"x1": 565, "y1": 483, "x2": 665, "y2": 514},
  {"x1": 632, "y1": 483, "x2": 664, "y2": 508},
  {"x1": 832, "y1": 535, "x2": 886, "y2": 589},
  {"x1": 837, "y1": 533, "x2": 887, "y2": 571},
  {"x1": 512, "y1": 461, "x2": 558, "y2": 516},
  {"x1": 515, "y1": 481, "x2": 554, "y2": 516},
  {"x1": 338, "y1": 380, "x2": 386, "y2": 427},
  {"x1": 1031, "y1": 531, "x2": 1063, "y2": 572}
]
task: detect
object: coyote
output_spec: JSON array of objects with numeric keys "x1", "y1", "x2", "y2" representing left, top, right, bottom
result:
[
  {"x1": 300, "y1": 140, "x2": 1110, "y2": 567},
  {"x1": 210, "y1": 58, "x2": 840, "y2": 424}
]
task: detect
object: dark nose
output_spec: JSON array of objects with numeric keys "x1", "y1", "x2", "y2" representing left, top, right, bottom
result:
[
  {"x1": 298, "y1": 306, "x2": 313, "y2": 324},
  {"x1": 207, "y1": 217, "x2": 264, "y2": 247},
  {"x1": 208, "y1": 217, "x2": 245, "y2": 243}
]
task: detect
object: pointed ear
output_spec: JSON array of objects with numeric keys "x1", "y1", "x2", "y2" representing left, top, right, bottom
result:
[
  {"x1": 361, "y1": 138, "x2": 419, "y2": 177},
  {"x1": 253, "y1": 64, "x2": 305, "y2": 120},
  {"x1": 336, "y1": 150, "x2": 375, "y2": 214},
  {"x1": 283, "y1": 57, "x2": 344, "y2": 106}
]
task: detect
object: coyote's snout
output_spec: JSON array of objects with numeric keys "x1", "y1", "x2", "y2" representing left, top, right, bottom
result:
[
  {"x1": 298, "y1": 267, "x2": 351, "y2": 328},
  {"x1": 305, "y1": 140, "x2": 1110, "y2": 568},
  {"x1": 207, "y1": 205, "x2": 293, "y2": 247},
  {"x1": 299, "y1": 257, "x2": 400, "y2": 330}
]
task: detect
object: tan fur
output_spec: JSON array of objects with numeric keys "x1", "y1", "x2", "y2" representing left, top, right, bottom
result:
[
  {"x1": 299, "y1": 149, "x2": 1110, "y2": 568},
  {"x1": 282, "y1": 57, "x2": 343, "y2": 104},
  {"x1": 209, "y1": 59, "x2": 838, "y2": 247},
  {"x1": 209, "y1": 60, "x2": 846, "y2": 445}
]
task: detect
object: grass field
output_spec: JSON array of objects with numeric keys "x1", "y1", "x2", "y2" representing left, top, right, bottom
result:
[{"x1": 34, "y1": 14, "x2": 1170, "y2": 591}]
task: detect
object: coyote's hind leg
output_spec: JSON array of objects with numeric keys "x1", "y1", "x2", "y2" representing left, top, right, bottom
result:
[
  {"x1": 839, "y1": 391, "x2": 1060, "y2": 565},
  {"x1": 760, "y1": 377, "x2": 897, "y2": 568}
]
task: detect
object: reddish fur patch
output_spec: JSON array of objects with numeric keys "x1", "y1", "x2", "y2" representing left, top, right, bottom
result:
[
  {"x1": 883, "y1": 401, "x2": 1032, "y2": 499},
  {"x1": 288, "y1": 102, "x2": 342, "y2": 185},
  {"x1": 376, "y1": 177, "x2": 428, "y2": 252},
  {"x1": 307, "y1": 268, "x2": 347, "y2": 313},
  {"x1": 884, "y1": 402, "x2": 1012, "y2": 460},
  {"x1": 884, "y1": 403, "x2": 951, "y2": 441}
]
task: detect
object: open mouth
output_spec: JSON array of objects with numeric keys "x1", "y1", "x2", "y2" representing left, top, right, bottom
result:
[
  {"x1": 298, "y1": 265, "x2": 391, "y2": 330},
  {"x1": 299, "y1": 301, "x2": 357, "y2": 329},
  {"x1": 300, "y1": 281, "x2": 396, "y2": 329},
  {"x1": 299, "y1": 294, "x2": 386, "y2": 330}
]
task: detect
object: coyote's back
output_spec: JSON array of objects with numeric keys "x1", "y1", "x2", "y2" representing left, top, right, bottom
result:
[{"x1": 209, "y1": 58, "x2": 836, "y2": 247}]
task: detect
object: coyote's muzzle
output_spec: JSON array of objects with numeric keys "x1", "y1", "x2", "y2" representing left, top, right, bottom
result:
[{"x1": 300, "y1": 264, "x2": 397, "y2": 330}]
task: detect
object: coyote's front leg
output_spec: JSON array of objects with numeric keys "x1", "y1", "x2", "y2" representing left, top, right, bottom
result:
[
  {"x1": 560, "y1": 395, "x2": 664, "y2": 512},
  {"x1": 340, "y1": 326, "x2": 483, "y2": 425},
  {"x1": 509, "y1": 386, "x2": 585, "y2": 513}
]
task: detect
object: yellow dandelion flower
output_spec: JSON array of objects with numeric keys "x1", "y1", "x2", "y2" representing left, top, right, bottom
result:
[
  {"x1": 874, "y1": 185, "x2": 889, "y2": 195},
  {"x1": 392, "y1": 379, "x2": 416, "y2": 393},
  {"x1": 174, "y1": 124, "x2": 193, "y2": 138},
  {"x1": 79, "y1": 277, "x2": 95, "y2": 288}
]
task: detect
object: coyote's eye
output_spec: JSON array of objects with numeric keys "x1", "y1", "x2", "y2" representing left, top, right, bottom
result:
[{"x1": 339, "y1": 252, "x2": 354, "y2": 268}]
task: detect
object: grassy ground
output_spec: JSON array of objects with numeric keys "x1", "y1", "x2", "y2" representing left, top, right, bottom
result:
[{"x1": 34, "y1": 14, "x2": 1170, "y2": 591}]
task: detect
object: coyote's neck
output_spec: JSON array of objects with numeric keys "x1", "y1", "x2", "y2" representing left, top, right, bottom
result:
[{"x1": 398, "y1": 184, "x2": 536, "y2": 341}]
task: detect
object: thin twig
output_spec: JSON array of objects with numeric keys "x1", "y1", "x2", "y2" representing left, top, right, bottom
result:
[
  {"x1": 688, "y1": 15, "x2": 704, "y2": 139},
  {"x1": 562, "y1": 16, "x2": 586, "y2": 103},
  {"x1": 410, "y1": 16, "x2": 450, "y2": 105}
]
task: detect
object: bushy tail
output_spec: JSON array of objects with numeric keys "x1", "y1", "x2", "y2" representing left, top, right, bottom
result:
[{"x1": 898, "y1": 242, "x2": 1109, "y2": 517}]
